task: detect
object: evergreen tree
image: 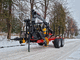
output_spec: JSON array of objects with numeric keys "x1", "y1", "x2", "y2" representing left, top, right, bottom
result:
[{"x1": 50, "y1": 2, "x2": 66, "y2": 37}]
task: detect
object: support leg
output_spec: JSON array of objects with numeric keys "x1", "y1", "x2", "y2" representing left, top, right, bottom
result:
[{"x1": 28, "y1": 34, "x2": 31, "y2": 52}]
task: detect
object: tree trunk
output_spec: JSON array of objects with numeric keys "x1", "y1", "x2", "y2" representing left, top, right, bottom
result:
[
  {"x1": 67, "y1": 30, "x2": 69, "y2": 38},
  {"x1": 44, "y1": 0, "x2": 47, "y2": 19},
  {"x1": 30, "y1": 0, "x2": 34, "y2": 20},
  {"x1": 44, "y1": 0, "x2": 49, "y2": 19},
  {"x1": 6, "y1": 18, "x2": 12, "y2": 39},
  {"x1": 7, "y1": 20, "x2": 11, "y2": 39},
  {"x1": 19, "y1": 21, "x2": 22, "y2": 37},
  {"x1": 7, "y1": 0, "x2": 12, "y2": 39}
]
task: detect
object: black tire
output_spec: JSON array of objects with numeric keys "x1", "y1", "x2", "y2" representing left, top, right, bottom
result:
[
  {"x1": 54, "y1": 38, "x2": 61, "y2": 48},
  {"x1": 38, "y1": 43, "x2": 44, "y2": 46},
  {"x1": 60, "y1": 38, "x2": 64, "y2": 47},
  {"x1": 19, "y1": 40, "x2": 23, "y2": 44}
]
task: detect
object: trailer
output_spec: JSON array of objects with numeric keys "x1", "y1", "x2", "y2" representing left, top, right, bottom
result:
[{"x1": 11, "y1": 9, "x2": 64, "y2": 52}]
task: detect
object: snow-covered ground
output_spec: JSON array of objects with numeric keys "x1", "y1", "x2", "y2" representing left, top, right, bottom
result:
[
  {"x1": 0, "y1": 35, "x2": 20, "y2": 47},
  {"x1": 76, "y1": 34, "x2": 80, "y2": 39},
  {"x1": 0, "y1": 35, "x2": 80, "y2": 60},
  {"x1": 66, "y1": 47, "x2": 80, "y2": 60}
]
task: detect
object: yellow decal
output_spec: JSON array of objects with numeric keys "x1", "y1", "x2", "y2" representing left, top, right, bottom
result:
[
  {"x1": 28, "y1": 32, "x2": 29, "y2": 34},
  {"x1": 43, "y1": 28, "x2": 47, "y2": 34},
  {"x1": 45, "y1": 37, "x2": 49, "y2": 45},
  {"x1": 43, "y1": 28, "x2": 46, "y2": 31},
  {"x1": 44, "y1": 32, "x2": 46, "y2": 34},
  {"x1": 22, "y1": 38, "x2": 25, "y2": 43}
]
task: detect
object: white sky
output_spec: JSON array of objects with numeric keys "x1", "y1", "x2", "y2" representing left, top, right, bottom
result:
[{"x1": 67, "y1": 0, "x2": 80, "y2": 29}]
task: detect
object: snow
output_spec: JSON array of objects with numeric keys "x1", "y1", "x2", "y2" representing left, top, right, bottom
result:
[
  {"x1": 0, "y1": 35, "x2": 80, "y2": 60},
  {"x1": 0, "y1": 36, "x2": 20, "y2": 47},
  {"x1": 65, "y1": 38, "x2": 80, "y2": 42},
  {"x1": 0, "y1": 35, "x2": 43, "y2": 53},
  {"x1": 76, "y1": 34, "x2": 80, "y2": 39},
  {"x1": 66, "y1": 46, "x2": 80, "y2": 60},
  {"x1": 0, "y1": 35, "x2": 53, "y2": 47},
  {"x1": 0, "y1": 35, "x2": 80, "y2": 48}
]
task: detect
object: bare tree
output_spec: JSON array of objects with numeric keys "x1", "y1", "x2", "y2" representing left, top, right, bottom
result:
[{"x1": 66, "y1": 16, "x2": 78, "y2": 38}]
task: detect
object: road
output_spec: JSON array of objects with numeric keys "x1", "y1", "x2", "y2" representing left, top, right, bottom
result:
[{"x1": 0, "y1": 39, "x2": 80, "y2": 60}]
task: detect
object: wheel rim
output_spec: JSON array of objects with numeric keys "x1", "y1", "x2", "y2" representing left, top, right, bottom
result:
[
  {"x1": 59, "y1": 39, "x2": 61, "y2": 47},
  {"x1": 62, "y1": 40, "x2": 64, "y2": 45}
]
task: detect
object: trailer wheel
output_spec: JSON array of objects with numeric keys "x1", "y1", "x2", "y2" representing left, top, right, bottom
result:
[
  {"x1": 19, "y1": 40, "x2": 22, "y2": 44},
  {"x1": 38, "y1": 43, "x2": 43, "y2": 46},
  {"x1": 54, "y1": 38, "x2": 61, "y2": 48},
  {"x1": 60, "y1": 38, "x2": 64, "y2": 47}
]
